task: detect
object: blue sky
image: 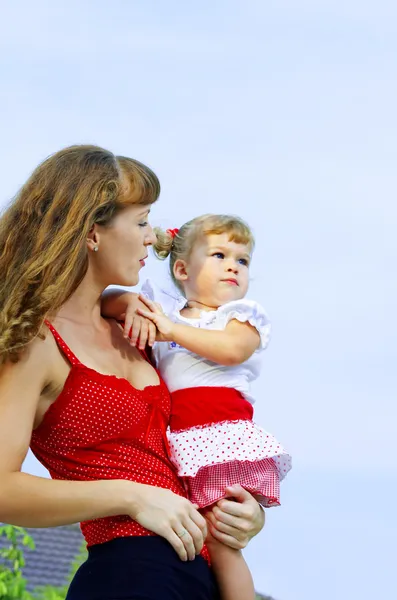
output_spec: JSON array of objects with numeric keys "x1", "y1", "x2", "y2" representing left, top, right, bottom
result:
[{"x1": 1, "y1": 1, "x2": 396, "y2": 598}]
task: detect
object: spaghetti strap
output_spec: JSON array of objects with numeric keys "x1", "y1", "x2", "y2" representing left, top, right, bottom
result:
[{"x1": 44, "y1": 320, "x2": 81, "y2": 366}]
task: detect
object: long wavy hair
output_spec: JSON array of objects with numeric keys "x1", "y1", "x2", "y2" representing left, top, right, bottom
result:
[{"x1": 0, "y1": 144, "x2": 160, "y2": 363}]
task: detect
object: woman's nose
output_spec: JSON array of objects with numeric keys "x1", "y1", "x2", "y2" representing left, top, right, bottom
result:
[{"x1": 145, "y1": 226, "x2": 157, "y2": 246}]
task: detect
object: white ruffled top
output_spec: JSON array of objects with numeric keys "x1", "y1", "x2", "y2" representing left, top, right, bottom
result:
[{"x1": 141, "y1": 280, "x2": 272, "y2": 405}]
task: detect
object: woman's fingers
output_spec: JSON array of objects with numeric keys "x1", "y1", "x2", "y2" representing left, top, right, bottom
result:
[
  {"x1": 168, "y1": 509, "x2": 206, "y2": 560},
  {"x1": 130, "y1": 316, "x2": 144, "y2": 345},
  {"x1": 165, "y1": 515, "x2": 205, "y2": 561},
  {"x1": 163, "y1": 530, "x2": 188, "y2": 562},
  {"x1": 127, "y1": 315, "x2": 155, "y2": 348},
  {"x1": 174, "y1": 526, "x2": 196, "y2": 561},
  {"x1": 190, "y1": 507, "x2": 208, "y2": 541},
  {"x1": 147, "y1": 322, "x2": 157, "y2": 347},
  {"x1": 123, "y1": 294, "x2": 163, "y2": 346},
  {"x1": 166, "y1": 514, "x2": 204, "y2": 561},
  {"x1": 137, "y1": 320, "x2": 149, "y2": 350},
  {"x1": 130, "y1": 486, "x2": 206, "y2": 561},
  {"x1": 123, "y1": 313, "x2": 134, "y2": 340},
  {"x1": 170, "y1": 508, "x2": 207, "y2": 559},
  {"x1": 182, "y1": 518, "x2": 205, "y2": 556}
]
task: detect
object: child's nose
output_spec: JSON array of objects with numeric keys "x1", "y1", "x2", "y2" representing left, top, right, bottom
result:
[{"x1": 227, "y1": 261, "x2": 239, "y2": 273}]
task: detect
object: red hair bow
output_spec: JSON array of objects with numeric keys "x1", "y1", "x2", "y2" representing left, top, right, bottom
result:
[{"x1": 166, "y1": 228, "x2": 179, "y2": 239}]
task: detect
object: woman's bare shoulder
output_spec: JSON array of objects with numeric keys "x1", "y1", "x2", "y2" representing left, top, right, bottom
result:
[{"x1": 0, "y1": 327, "x2": 58, "y2": 395}]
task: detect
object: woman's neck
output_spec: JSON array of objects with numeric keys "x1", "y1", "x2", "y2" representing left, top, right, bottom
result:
[{"x1": 56, "y1": 274, "x2": 105, "y2": 329}]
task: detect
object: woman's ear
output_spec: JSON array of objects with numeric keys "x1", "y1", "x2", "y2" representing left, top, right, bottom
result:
[
  {"x1": 173, "y1": 259, "x2": 188, "y2": 282},
  {"x1": 86, "y1": 224, "x2": 100, "y2": 252}
]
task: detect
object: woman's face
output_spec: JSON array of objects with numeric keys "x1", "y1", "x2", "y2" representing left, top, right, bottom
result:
[{"x1": 89, "y1": 204, "x2": 156, "y2": 288}]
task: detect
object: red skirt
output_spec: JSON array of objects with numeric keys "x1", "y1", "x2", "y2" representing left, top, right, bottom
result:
[{"x1": 168, "y1": 387, "x2": 291, "y2": 508}]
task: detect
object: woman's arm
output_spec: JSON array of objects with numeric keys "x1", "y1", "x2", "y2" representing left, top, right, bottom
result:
[
  {"x1": 101, "y1": 288, "x2": 137, "y2": 321},
  {"x1": 137, "y1": 295, "x2": 260, "y2": 366},
  {"x1": 101, "y1": 288, "x2": 156, "y2": 349},
  {"x1": 0, "y1": 336, "x2": 207, "y2": 561},
  {"x1": 0, "y1": 336, "x2": 126, "y2": 526}
]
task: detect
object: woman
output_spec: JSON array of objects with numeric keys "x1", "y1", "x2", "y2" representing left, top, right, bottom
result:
[{"x1": 0, "y1": 145, "x2": 265, "y2": 600}]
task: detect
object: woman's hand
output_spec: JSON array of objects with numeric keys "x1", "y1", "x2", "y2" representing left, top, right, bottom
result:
[
  {"x1": 136, "y1": 294, "x2": 175, "y2": 341},
  {"x1": 127, "y1": 481, "x2": 207, "y2": 561},
  {"x1": 122, "y1": 295, "x2": 158, "y2": 349},
  {"x1": 205, "y1": 485, "x2": 265, "y2": 550},
  {"x1": 101, "y1": 289, "x2": 157, "y2": 350}
]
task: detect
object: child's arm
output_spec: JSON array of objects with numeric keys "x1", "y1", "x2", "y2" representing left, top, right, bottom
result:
[
  {"x1": 136, "y1": 295, "x2": 261, "y2": 366},
  {"x1": 170, "y1": 319, "x2": 259, "y2": 366},
  {"x1": 207, "y1": 536, "x2": 256, "y2": 600},
  {"x1": 101, "y1": 289, "x2": 157, "y2": 349}
]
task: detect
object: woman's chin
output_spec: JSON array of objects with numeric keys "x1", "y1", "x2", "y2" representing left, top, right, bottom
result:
[{"x1": 116, "y1": 272, "x2": 140, "y2": 288}]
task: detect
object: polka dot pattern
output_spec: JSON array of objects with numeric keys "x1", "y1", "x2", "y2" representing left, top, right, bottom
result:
[
  {"x1": 30, "y1": 323, "x2": 187, "y2": 548},
  {"x1": 141, "y1": 281, "x2": 293, "y2": 512},
  {"x1": 168, "y1": 419, "x2": 291, "y2": 508}
]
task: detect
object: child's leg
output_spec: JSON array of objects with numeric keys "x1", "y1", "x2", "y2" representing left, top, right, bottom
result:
[{"x1": 206, "y1": 534, "x2": 255, "y2": 600}]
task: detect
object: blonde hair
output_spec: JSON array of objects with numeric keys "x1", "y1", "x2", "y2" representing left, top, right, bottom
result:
[
  {"x1": 0, "y1": 144, "x2": 160, "y2": 363},
  {"x1": 153, "y1": 214, "x2": 254, "y2": 292}
]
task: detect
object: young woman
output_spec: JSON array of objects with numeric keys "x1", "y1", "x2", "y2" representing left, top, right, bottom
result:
[{"x1": 0, "y1": 145, "x2": 265, "y2": 600}]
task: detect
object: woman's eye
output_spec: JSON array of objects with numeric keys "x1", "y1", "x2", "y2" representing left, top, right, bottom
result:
[{"x1": 139, "y1": 221, "x2": 148, "y2": 228}]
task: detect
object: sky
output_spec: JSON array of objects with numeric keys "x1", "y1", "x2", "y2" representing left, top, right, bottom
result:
[{"x1": 1, "y1": 1, "x2": 396, "y2": 598}]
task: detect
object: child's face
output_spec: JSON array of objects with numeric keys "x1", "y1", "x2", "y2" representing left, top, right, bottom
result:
[{"x1": 177, "y1": 233, "x2": 251, "y2": 307}]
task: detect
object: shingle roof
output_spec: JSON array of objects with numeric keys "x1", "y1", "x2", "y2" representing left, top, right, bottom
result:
[
  {"x1": 24, "y1": 524, "x2": 84, "y2": 591},
  {"x1": 1, "y1": 524, "x2": 274, "y2": 598},
  {"x1": 0, "y1": 524, "x2": 84, "y2": 592}
]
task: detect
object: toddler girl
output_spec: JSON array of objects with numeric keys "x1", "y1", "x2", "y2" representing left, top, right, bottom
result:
[{"x1": 104, "y1": 214, "x2": 291, "y2": 600}]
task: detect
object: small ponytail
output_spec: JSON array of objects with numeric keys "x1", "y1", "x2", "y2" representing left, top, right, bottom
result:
[{"x1": 153, "y1": 227, "x2": 176, "y2": 259}]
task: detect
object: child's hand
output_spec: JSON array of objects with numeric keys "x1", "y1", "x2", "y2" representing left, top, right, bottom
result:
[
  {"x1": 123, "y1": 295, "x2": 157, "y2": 349},
  {"x1": 136, "y1": 295, "x2": 175, "y2": 341}
]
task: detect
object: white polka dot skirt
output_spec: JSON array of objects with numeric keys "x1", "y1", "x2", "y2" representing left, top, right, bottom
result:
[{"x1": 168, "y1": 419, "x2": 292, "y2": 508}]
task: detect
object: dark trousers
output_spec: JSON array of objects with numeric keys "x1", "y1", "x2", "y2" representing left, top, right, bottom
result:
[{"x1": 66, "y1": 536, "x2": 220, "y2": 600}]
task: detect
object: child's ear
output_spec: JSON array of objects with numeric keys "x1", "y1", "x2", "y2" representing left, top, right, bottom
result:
[{"x1": 173, "y1": 259, "x2": 188, "y2": 282}]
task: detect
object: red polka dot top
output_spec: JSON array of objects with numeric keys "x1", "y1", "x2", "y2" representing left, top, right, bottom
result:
[{"x1": 30, "y1": 322, "x2": 187, "y2": 547}]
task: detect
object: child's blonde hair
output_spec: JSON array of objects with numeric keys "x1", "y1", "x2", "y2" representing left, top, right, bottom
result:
[{"x1": 153, "y1": 214, "x2": 255, "y2": 292}]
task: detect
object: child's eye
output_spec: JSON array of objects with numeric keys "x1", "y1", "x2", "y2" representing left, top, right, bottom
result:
[
  {"x1": 238, "y1": 258, "x2": 249, "y2": 266},
  {"x1": 212, "y1": 252, "x2": 224, "y2": 259}
]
